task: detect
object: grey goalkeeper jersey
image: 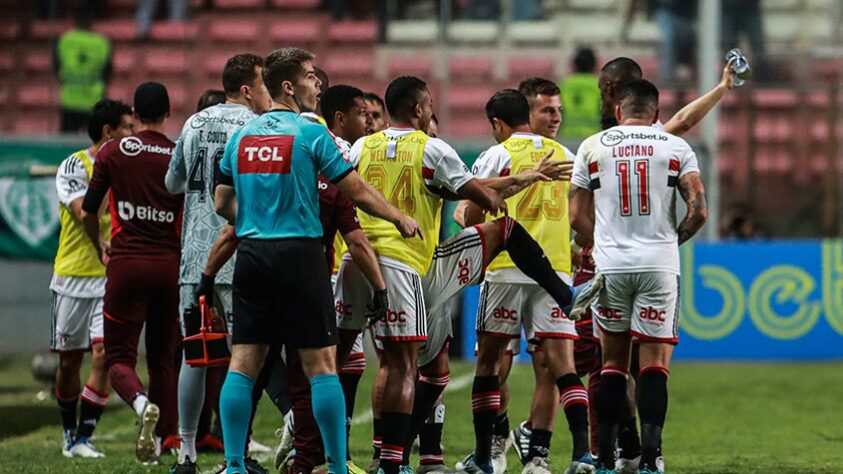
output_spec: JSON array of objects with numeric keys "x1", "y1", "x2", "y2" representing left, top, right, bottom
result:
[{"x1": 167, "y1": 103, "x2": 256, "y2": 285}]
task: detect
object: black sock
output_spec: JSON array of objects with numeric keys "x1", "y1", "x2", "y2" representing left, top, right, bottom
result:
[
  {"x1": 596, "y1": 369, "x2": 628, "y2": 469},
  {"x1": 493, "y1": 412, "x2": 509, "y2": 438},
  {"x1": 418, "y1": 404, "x2": 445, "y2": 466},
  {"x1": 503, "y1": 219, "x2": 573, "y2": 308},
  {"x1": 403, "y1": 372, "x2": 448, "y2": 464},
  {"x1": 557, "y1": 373, "x2": 589, "y2": 459},
  {"x1": 617, "y1": 417, "x2": 641, "y2": 460},
  {"x1": 372, "y1": 417, "x2": 383, "y2": 460},
  {"x1": 77, "y1": 387, "x2": 107, "y2": 439},
  {"x1": 57, "y1": 395, "x2": 78, "y2": 435},
  {"x1": 527, "y1": 428, "x2": 552, "y2": 460},
  {"x1": 471, "y1": 375, "x2": 501, "y2": 466},
  {"x1": 380, "y1": 411, "x2": 411, "y2": 474},
  {"x1": 638, "y1": 368, "x2": 669, "y2": 469},
  {"x1": 265, "y1": 357, "x2": 292, "y2": 414},
  {"x1": 340, "y1": 372, "x2": 363, "y2": 461}
]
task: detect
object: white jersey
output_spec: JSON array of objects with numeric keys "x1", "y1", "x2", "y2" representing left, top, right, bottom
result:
[
  {"x1": 167, "y1": 103, "x2": 256, "y2": 285},
  {"x1": 572, "y1": 125, "x2": 699, "y2": 275}
]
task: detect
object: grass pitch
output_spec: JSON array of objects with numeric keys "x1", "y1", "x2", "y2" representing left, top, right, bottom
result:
[{"x1": 1, "y1": 356, "x2": 842, "y2": 473}]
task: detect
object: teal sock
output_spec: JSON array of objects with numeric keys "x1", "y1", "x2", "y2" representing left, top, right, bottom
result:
[
  {"x1": 310, "y1": 374, "x2": 348, "y2": 474},
  {"x1": 220, "y1": 371, "x2": 255, "y2": 474}
]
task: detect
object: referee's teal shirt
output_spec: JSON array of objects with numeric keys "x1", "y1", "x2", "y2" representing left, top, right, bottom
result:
[{"x1": 219, "y1": 110, "x2": 353, "y2": 239}]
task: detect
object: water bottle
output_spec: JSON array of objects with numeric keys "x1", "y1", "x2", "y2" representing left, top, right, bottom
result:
[{"x1": 726, "y1": 48, "x2": 752, "y2": 87}]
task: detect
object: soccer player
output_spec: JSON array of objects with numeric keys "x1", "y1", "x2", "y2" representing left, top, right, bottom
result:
[
  {"x1": 460, "y1": 89, "x2": 592, "y2": 474},
  {"x1": 164, "y1": 53, "x2": 270, "y2": 474},
  {"x1": 81, "y1": 82, "x2": 183, "y2": 464},
  {"x1": 364, "y1": 92, "x2": 388, "y2": 132},
  {"x1": 569, "y1": 79, "x2": 707, "y2": 474},
  {"x1": 338, "y1": 76, "x2": 576, "y2": 474},
  {"x1": 197, "y1": 89, "x2": 227, "y2": 112},
  {"x1": 213, "y1": 47, "x2": 419, "y2": 474},
  {"x1": 588, "y1": 56, "x2": 737, "y2": 473},
  {"x1": 52, "y1": 98, "x2": 133, "y2": 459}
]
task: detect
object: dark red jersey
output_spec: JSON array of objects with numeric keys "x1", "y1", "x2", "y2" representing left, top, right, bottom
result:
[
  {"x1": 85, "y1": 131, "x2": 183, "y2": 258},
  {"x1": 574, "y1": 245, "x2": 596, "y2": 325},
  {"x1": 318, "y1": 174, "x2": 360, "y2": 272}
]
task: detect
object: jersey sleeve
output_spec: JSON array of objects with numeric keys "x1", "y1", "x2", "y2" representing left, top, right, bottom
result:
[
  {"x1": 677, "y1": 140, "x2": 700, "y2": 177},
  {"x1": 424, "y1": 138, "x2": 474, "y2": 193},
  {"x1": 82, "y1": 142, "x2": 112, "y2": 213},
  {"x1": 165, "y1": 125, "x2": 190, "y2": 194},
  {"x1": 55, "y1": 155, "x2": 90, "y2": 206},
  {"x1": 470, "y1": 145, "x2": 510, "y2": 179},
  {"x1": 310, "y1": 125, "x2": 353, "y2": 183},
  {"x1": 335, "y1": 190, "x2": 361, "y2": 236},
  {"x1": 571, "y1": 139, "x2": 593, "y2": 191},
  {"x1": 348, "y1": 136, "x2": 365, "y2": 167}
]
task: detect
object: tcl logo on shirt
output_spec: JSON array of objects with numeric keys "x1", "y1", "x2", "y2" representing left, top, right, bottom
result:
[{"x1": 238, "y1": 135, "x2": 294, "y2": 174}]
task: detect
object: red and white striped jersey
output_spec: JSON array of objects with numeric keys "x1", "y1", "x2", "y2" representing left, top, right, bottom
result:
[{"x1": 572, "y1": 125, "x2": 699, "y2": 275}]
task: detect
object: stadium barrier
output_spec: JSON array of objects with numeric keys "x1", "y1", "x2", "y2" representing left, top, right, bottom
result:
[{"x1": 462, "y1": 240, "x2": 843, "y2": 361}]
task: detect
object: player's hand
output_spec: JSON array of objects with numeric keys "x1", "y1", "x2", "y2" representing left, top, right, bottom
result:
[
  {"x1": 533, "y1": 149, "x2": 573, "y2": 182},
  {"x1": 485, "y1": 190, "x2": 508, "y2": 217},
  {"x1": 98, "y1": 240, "x2": 111, "y2": 266},
  {"x1": 396, "y1": 215, "x2": 422, "y2": 239},
  {"x1": 366, "y1": 289, "x2": 388, "y2": 326},
  {"x1": 720, "y1": 58, "x2": 736, "y2": 90},
  {"x1": 196, "y1": 272, "x2": 216, "y2": 307}
]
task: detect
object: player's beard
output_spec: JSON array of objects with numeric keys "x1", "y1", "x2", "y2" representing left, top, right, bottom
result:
[{"x1": 601, "y1": 114, "x2": 618, "y2": 130}]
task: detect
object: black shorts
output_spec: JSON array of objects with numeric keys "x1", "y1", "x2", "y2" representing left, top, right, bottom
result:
[{"x1": 232, "y1": 238, "x2": 337, "y2": 349}]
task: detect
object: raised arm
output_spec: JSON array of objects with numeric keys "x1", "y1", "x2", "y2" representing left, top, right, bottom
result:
[
  {"x1": 663, "y1": 60, "x2": 736, "y2": 136},
  {"x1": 676, "y1": 171, "x2": 708, "y2": 245}
]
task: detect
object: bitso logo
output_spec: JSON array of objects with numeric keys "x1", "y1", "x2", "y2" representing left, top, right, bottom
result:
[
  {"x1": 117, "y1": 201, "x2": 175, "y2": 223},
  {"x1": 119, "y1": 136, "x2": 144, "y2": 156}
]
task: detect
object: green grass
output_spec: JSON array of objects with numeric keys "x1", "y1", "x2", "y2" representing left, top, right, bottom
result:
[{"x1": 2, "y1": 355, "x2": 843, "y2": 473}]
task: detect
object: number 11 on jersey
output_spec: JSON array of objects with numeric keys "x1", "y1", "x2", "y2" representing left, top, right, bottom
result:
[{"x1": 616, "y1": 159, "x2": 650, "y2": 216}]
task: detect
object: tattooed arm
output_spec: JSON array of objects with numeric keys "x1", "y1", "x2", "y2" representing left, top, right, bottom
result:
[{"x1": 677, "y1": 171, "x2": 708, "y2": 245}]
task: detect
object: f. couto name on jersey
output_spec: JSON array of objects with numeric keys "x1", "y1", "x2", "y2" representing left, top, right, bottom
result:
[
  {"x1": 117, "y1": 201, "x2": 176, "y2": 223},
  {"x1": 119, "y1": 136, "x2": 174, "y2": 157}
]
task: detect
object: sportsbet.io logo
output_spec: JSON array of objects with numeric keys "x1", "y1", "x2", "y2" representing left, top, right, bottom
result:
[
  {"x1": 600, "y1": 130, "x2": 669, "y2": 147},
  {"x1": 119, "y1": 137, "x2": 174, "y2": 156}
]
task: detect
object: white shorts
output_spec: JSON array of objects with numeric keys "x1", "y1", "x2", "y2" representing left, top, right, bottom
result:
[
  {"x1": 335, "y1": 225, "x2": 486, "y2": 342},
  {"x1": 418, "y1": 304, "x2": 453, "y2": 367},
  {"x1": 592, "y1": 272, "x2": 680, "y2": 344},
  {"x1": 50, "y1": 292, "x2": 104, "y2": 351},
  {"x1": 476, "y1": 280, "x2": 578, "y2": 343},
  {"x1": 178, "y1": 283, "x2": 233, "y2": 336}
]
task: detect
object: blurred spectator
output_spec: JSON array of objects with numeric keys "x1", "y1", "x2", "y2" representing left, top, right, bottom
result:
[
  {"x1": 720, "y1": 205, "x2": 763, "y2": 240},
  {"x1": 559, "y1": 47, "x2": 601, "y2": 139},
  {"x1": 52, "y1": 11, "x2": 112, "y2": 133},
  {"x1": 136, "y1": 0, "x2": 187, "y2": 40},
  {"x1": 623, "y1": 0, "x2": 698, "y2": 82},
  {"x1": 196, "y1": 89, "x2": 226, "y2": 112},
  {"x1": 463, "y1": 0, "x2": 499, "y2": 20},
  {"x1": 722, "y1": 0, "x2": 766, "y2": 79}
]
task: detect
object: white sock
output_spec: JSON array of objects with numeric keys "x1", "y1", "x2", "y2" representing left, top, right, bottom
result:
[
  {"x1": 132, "y1": 394, "x2": 149, "y2": 417},
  {"x1": 179, "y1": 431, "x2": 197, "y2": 463}
]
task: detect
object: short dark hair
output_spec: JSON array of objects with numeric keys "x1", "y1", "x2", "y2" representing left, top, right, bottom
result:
[
  {"x1": 518, "y1": 77, "x2": 560, "y2": 98},
  {"x1": 314, "y1": 66, "x2": 329, "y2": 92},
  {"x1": 601, "y1": 57, "x2": 643, "y2": 86},
  {"x1": 485, "y1": 89, "x2": 530, "y2": 127},
  {"x1": 88, "y1": 98, "x2": 131, "y2": 143},
  {"x1": 222, "y1": 53, "x2": 264, "y2": 96},
  {"x1": 321, "y1": 84, "x2": 365, "y2": 129},
  {"x1": 196, "y1": 89, "x2": 226, "y2": 112},
  {"x1": 385, "y1": 76, "x2": 427, "y2": 120},
  {"x1": 363, "y1": 92, "x2": 385, "y2": 111},
  {"x1": 573, "y1": 47, "x2": 596, "y2": 73},
  {"x1": 263, "y1": 47, "x2": 316, "y2": 100},
  {"x1": 618, "y1": 79, "x2": 659, "y2": 117}
]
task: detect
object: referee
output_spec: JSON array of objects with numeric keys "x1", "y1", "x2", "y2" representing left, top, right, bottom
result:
[{"x1": 214, "y1": 47, "x2": 419, "y2": 474}]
